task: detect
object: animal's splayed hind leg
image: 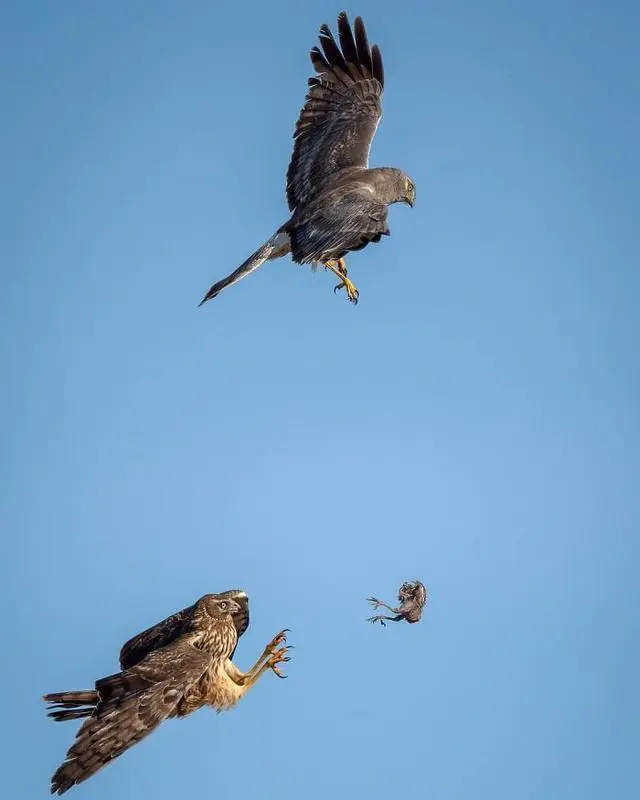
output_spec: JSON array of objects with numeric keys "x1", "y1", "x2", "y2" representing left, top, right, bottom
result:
[{"x1": 367, "y1": 614, "x2": 404, "y2": 626}]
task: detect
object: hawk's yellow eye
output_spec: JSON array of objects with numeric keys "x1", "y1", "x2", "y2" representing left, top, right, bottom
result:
[{"x1": 219, "y1": 601, "x2": 227, "y2": 610}]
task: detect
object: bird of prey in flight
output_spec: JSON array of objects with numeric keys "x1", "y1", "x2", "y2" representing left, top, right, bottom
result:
[
  {"x1": 43, "y1": 590, "x2": 291, "y2": 795},
  {"x1": 367, "y1": 580, "x2": 427, "y2": 626},
  {"x1": 199, "y1": 11, "x2": 415, "y2": 307}
]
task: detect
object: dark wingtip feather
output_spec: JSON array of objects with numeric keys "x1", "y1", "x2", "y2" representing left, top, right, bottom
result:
[
  {"x1": 353, "y1": 16, "x2": 374, "y2": 78},
  {"x1": 318, "y1": 21, "x2": 349, "y2": 75},
  {"x1": 372, "y1": 44, "x2": 384, "y2": 88},
  {"x1": 337, "y1": 11, "x2": 358, "y2": 67},
  {"x1": 313, "y1": 13, "x2": 383, "y2": 87},
  {"x1": 310, "y1": 45, "x2": 330, "y2": 73}
]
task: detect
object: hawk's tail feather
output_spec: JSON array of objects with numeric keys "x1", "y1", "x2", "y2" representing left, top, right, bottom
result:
[
  {"x1": 198, "y1": 230, "x2": 291, "y2": 306},
  {"x1": 44, "y1": 690, "x2": 99, "y2": 722},
  {"x1": 48, "y1": 707, "x2": 95, "y2": 722}
]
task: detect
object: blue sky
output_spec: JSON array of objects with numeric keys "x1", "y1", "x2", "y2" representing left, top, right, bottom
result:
[{"x1": 2, "y1": 1, "x2": 639, "y2": 797}]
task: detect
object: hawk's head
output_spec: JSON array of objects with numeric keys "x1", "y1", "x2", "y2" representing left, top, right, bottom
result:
[
  {"x1": 402, "y1": 174, "x2": 416, "y2": 208},
  {"x1": 203, "y1": 594, "x2": 244, "y2": 620},
  {"x1": 216, "y1": 589, "x2": 250, "y2": 638}
]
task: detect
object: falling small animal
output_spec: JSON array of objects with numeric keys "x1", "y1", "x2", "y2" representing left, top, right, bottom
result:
[
  {"x1": 199, "y1": 11, "x2": 415, "y2": 307},
  {"x1": 367, "y1": 580, "x2": 427, "y2": 626},
  {"x1": 43, "y1": 590, "x2": 291, "y2": 795}
]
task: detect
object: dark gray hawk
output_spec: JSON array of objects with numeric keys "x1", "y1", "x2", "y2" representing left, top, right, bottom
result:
[
  {"x1": 43, "y1": 590, "x2": 291, "y2": 794},
  {"x1": 367, "y1": 580, "x2": 427, "y2": 626},
  {"x1": 199, "y1": 11, "x2": 415, "y2": 307}
]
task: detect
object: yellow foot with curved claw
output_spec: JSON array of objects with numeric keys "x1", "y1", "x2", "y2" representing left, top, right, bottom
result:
[
  {"x1": 267, "y1": 645, "x2": 292, "y2": 679},
  {"x1": 324, "y1": 258, "x2": 359, "y2": 305},
  {"x1": 333, "y1": 277, "x2": 360, "y2": 305}
]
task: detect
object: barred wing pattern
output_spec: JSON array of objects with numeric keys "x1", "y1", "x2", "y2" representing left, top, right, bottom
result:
[
  {"x1": 49, "y1": 641, "x2": 212, "y2": 795},
  {"x1": 120, "y1": 590, "x2": 249, "y2": 668},
  {"x1": 286, "y1": 12, "x2": 384, "y2": 212}
]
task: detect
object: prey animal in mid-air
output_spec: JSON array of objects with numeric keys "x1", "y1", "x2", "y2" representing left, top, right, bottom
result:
[
  {"x1": 199, "y1": 11, "x2": 415, "y2": 307},
  {"x1": 367, "y1": 580, "x2": 427, "y2": 626},
  {"x1": 43, "y1": 590, "x2": 292, "y2": 795}
]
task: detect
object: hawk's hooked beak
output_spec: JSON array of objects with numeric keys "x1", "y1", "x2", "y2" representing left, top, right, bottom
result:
[{"x1": 226, "y1": 599, "x2": 242, "y2": 615}]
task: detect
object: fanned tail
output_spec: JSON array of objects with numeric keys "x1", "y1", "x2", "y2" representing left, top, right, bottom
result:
[
  {"x1": 43, "y1": 690, "x2": 99, "y2": 722},
  {"x1": 199, "y1": 230, "x2": 290, "y2": 306}
]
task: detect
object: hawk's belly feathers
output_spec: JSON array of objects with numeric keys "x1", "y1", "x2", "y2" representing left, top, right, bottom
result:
[{"x1": 181, "y1": 662, "x2": 244, "y2": 714}]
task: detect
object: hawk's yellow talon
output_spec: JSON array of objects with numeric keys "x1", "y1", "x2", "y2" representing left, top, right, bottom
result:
[{"x1": 323, "y1": 259, "x2": 359, "y2": 305}]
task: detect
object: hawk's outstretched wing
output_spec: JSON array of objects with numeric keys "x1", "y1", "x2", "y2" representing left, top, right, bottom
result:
[
  {"x1": 120, "y1": 590, "x2": 249, "y2": 669},
  {"x1": 286, "y1": 12, "x2": 384, "y2": 213},
  {"x1": 50, "y1": 640, "x2": 211, "y2": 795},
  {"x1": 119, "y1": 604, "x2": 195, "y2": 669}
]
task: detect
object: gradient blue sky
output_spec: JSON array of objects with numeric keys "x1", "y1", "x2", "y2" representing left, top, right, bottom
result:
[{"x1": 3, "y1": 1, "x2": 639, "y2": 798}]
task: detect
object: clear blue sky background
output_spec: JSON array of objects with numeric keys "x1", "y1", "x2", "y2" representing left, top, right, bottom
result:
[{"x1": 2, "y1": 1, "x2": 638, "y2": 798}]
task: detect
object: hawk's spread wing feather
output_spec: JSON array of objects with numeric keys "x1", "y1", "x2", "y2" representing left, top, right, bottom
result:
[
  {"x1": 286, "y1": 12, "x2": 384, "y2": 212},
  {"x1": 120, "y1": 591, "x2": 249, "y2": 669},
  {"x1": 50, "y1": 640, "x2": 212, "y2": 795},
  {"x1": 119, "y1": 605, "x2": 195, "y2": 669}
]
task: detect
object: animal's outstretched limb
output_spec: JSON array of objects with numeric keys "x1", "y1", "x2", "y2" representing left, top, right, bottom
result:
[
  {"x1": 367, "y1": 597, "x2": 400, "y2": 614},
  {"x1": 230, "y1": 630, "x2": 293, "y2": 687},
  {"x1": 324, "y1": 259, "x2": 359, "y2": 304},
  {"x1": 367, "y1": 613, "x2": 404, "y2": 627}
]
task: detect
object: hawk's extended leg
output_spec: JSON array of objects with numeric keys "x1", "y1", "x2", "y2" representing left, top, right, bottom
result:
[
  {"x1": 237, "y1": 646, "x2": 292, "y2": 685},
  {"x1": 324, "y1": 259, "x2": 359, "y2": 305},
  {"x1": 246, "y1": 629, "x2": 290, "y2": 678},
  {"x1": 229, "y1": 630, "x2": 292, "y2": 687}
]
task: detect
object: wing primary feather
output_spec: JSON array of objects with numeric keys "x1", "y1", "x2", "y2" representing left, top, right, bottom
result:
[
  {"x1": 318, "y1": 24, "x2": 350, "y2": 77},
  {"x1": 337, "y1": 12, "x2": 358, "y2": 67},
  {"x1": 310, "y1": 45, "x2": 330, "y2": 74},
  {"x1": 353, "y1": 17, "x2": 373, "y2": 78},
  {"x1": 372, "y1": 44, "x2": 384, "y2": 88}
]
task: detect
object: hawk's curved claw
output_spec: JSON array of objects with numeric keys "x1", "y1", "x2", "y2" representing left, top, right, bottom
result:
[
  {"x1": 265, "y1": 629, "x2": 290, "y2": 655},
  {"x1": 324, "y1": 259, "x2": 359, "y2": 305},
  {"x1": 267, "y1": 645, "x2": 292, "y2": 679},
  {"x1": 333, "y1": 282, "x2": 359, "y2": 305}
]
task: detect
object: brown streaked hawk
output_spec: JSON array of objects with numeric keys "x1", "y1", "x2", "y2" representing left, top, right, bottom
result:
[
  {"x1": 43, "y1": 590, "x2": 291, "y2": 794},
  {"x1": 199, "y1": 11, "x2": 415, "y2": 307}
]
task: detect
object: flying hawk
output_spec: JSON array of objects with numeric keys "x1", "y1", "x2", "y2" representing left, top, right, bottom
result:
[
  {"x1": 43, "y1": 590, "x2": 291, "y2": 794},
  {"x1": 199, "y1": 11, "x2": 415, "y2": 307},
  {"x1": 367, "y1": 580, "x2": 427, "y2": 626}
]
